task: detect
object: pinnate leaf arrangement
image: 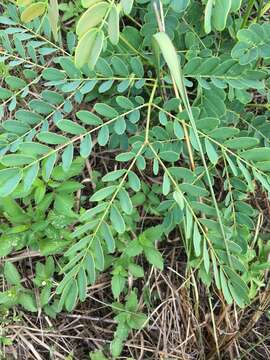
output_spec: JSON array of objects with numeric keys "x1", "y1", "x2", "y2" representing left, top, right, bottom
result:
[{"x1": 0, "y1": 0, "x2": 270, "y2": 357}]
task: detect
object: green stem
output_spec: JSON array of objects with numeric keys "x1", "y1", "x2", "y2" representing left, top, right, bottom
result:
[
  {"x1": 145, "y1": 79, "x2": 158, "y2": 143},
  {"x1": 241, "y1": 0, "x2": 255, "y2": 28},
  {"x1": 119, "y1": 34, "x2": 150, "y2": 62},
  {"x1": 256, "y1": 0, "x2": 264, "y2": 22}
]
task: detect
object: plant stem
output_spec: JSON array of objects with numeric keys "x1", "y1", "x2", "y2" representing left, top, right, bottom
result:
[
  {"x1": 145, "y1": 79, "x2": 158, "y2": 143},
  {"x1": 256, "y1": 0, "x2": 264, "y2": 22},
  {"x1": 172, "y1": 79, "x2": 195, "y2": 171},
  {"x1": 241, "y1": 0, "x2": 255, "y2": 28}
]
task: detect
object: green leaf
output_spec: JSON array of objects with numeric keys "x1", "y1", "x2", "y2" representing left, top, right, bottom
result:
[
  {"x1": 224, "y1": 137, "x2": 259, "y2": 150},
  {"x1": 42, "y1": 153, "x2": 57, "y2": 182},
  {"x1": 211, "y1": 251, "x2": 221, "y2": 290},
  {"x1": 0, "y1": 87, "x2": 12, "y2": 100},
  {"x1": 153, "y1": 32, "x2": 184, "y2": 101},
  {"x1": 0, "y1": 168, "x2": 22, "y2": 197},
  {"x1": 110, "y1": 337, "x2": 124, "y2": 359},
  {"x1": 18, "y1": 293, "x2": 37, "y2": 312},
  {"x1": 94, "y1": 103, "x2": 119, "y2": 119},
  {"x1": 76, "y1": 2, "x2": 109, "y2": 37},
  {"x1": 112, "y1": 274, "x2": 126, "y2": 298},
  {"x1": 212, "y1": 0, "x2": 231, "y2": 31},
  {"x1": 203, "y1": 239, "x2": 210, "y2": 273},
  {"x1": 15, "y1": 110, "x2": 43, "y2": 125},
  {"x1": 118, "y1": 189, "x2": 133, "y2": 215},
  {"x1": 59, "y1": 57, "x2": 81, "y2": 78},
  {"x1": 180, "y1": 183, "x2": 209, "y2": 197},
  {"x1": 237, "y1": 159, "x2": 254, "y2": 191},
  {"x1": 19, "y1": 142, "x2": 50, "y2": 156},
  {"x1": 125, "y1": 291, "x2": 138, "y2": 312},
  {"x1": 111, "y1": 56, "x2": 129, "y2": 76},
  {"x1": 1, "y1": 154, "x2": 35, "y2": 167},
  {"x1": 40, "y1": 286, "x2": 51, "y2": 307},
  {"x1": 77, "y1": 268, "x2": 87, "y2": 302},
  {"x1": 116, "y1": 96, "x2": 134, "y2": 110},
  {"x1": 210, "y1": 127, "x2": 240, "y2": 140},
  {"x1": 128, "y1": 171, "x2": 141, "y2": 191},
  {"x1": 228, "y1": 281, "x2": 245, "y2": 308},
  {"x1": 90, "y1": 185, "x2": 116, "y2": 202},
  {"x1": 84, "y1": 254, "x2": 96, "y2": 285},
  {"x1": 173, "y1": 120, "x2": 184, "y2": 139},
  {"x1": 29, "y1": 100, "x2": 54, "y2": 115},
  {"x1": 97, "y1": 125, "x2": 109, "y2": 146},
  {"x1": 241, "y1": 148, "x2": 270, "y2": 162},
  {"x1": 204, "y1": 0, "x2": 213, "y2": 34},
  {"x1": 0, "y1": 236, "x2": 13, "y2": 257},
  {"x1": 231, "y1": 0, "x2": 242, "y2": 11},
  {"x1": 144, "y1": 247, "x2": 164, "y2": 270},
  {"x1": 102, "y1": 169, "x2": 126, "y2": 182},
  {"x1": 81, "y1": 0, "x2": 102, "y2": 8},
  {"x1": 120, "y1": 0, "x2": 133, "y2": 15},
  {"x1": 110, "y1": 205, "x2": 125, "y2": 234},
  {"x1": 231, "y1": 23, "x2": 270, "y2": 65},
  {"x1": 37, "y1": 131, "x2": 68, "y2": 145},
  {"x1": 76, "y1": 111, "x2": 102, "y2": 126},
  {"x1": 173, "y1": 190, "x2": 185, "y2": 210},
  {"x1": 80, "y1": 203, "x2": 107, "y2": 221},
  {"x1": 117, "y1": 152, "x2": 135, "y2": 162},
  {"x1": 101, "y1": 222, "x2": 115, "y2": 252},
  {"x1": 193, "y1": 223, "x2": 202, "y2": 257},
  {"x1": 94, "y1": 240, "x2": 105, "y2": 271},
  {"x1": 23, "y1": 163, "x2": 39, "y2": 192},
  {"x1": 255, "y1": 161, "x2": 270, "y2": 172},
  {"x1": 224, "y1": 266, "x2": 249, "y2": 300},
  {"x1": 143, "y1": 225, "x2": 163, "y2": 242},
  {"x1": 2, "y1": 120, "x2": 29, "y2": 135},
  {"x1": 42, "y1": 68, "x2": 66, "y2": 81},
  {"x1": 48, "y1": 0, "x2": 59, "y2": 42},
  {"x1": 42, "y1": 90, "x2": 64, "y2": 105},
  {"x1": 99, "y1": 79, "x2": 113, "y2": 94},
  {"x1": 125, "y1": 240, "x2": 143, "y2": 257},
  {"x1": 57, "y1": 119, "x2": 86, "y2": 135},
  {"x1": 75, "y1": 28, "x2": 103, "y2": 69},
  {"x1": 253, "y1": 170, "x2": 270, "y2": 192},
  {"x1": 65, "y1": 279, "x2": 78, "y2": 311},
  {"x1": 88, "y1": 30, "x2": 104, "y2": 71},
  {"x1": 205, "y1": 138, "x2": 219, "y2": 165},
  {"x1": 80, "y1": 134, "x2": 93, "y2": 158},
  {"x1": 80, "y1": 81, "x2": 98, "y2": 95},
  {"x1": 220, "y1": 269, "x2": 233, "y2": 304},
  {"x1": 171, "y1": 0, "x2": 189, "y2": 12},
  {"x1": 162, "y1": 172, "x2": 170, "y2": 196},
  {"x1": 108, "y1": 5, "x2": 119, "y2": 45},
  {"x1": 128, "y1": 313, "x2": 148, "y2": 329},
  {"x1": 4, "y1": 262, "x2": 21, "y2": 285},
  {"x1": 62, "y1": 144, "x2": 74, "y2": 172},
  {"x1": 63, "y1": 81, "x2": 81, "y2": 94},
  {"x1": 128, "y1": 263, "x2": 144, "y2": 278},
  {"x1": 159, "y1": 151, "x2": 179, "y2": 162},
  {"x1": 21, "y1": 2, "x2": 46, "y2": 23}
]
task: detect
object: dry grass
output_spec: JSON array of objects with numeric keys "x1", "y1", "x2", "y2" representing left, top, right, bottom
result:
[{"x1": 1, "y1": 240, "x2": 269, "y2": 360}]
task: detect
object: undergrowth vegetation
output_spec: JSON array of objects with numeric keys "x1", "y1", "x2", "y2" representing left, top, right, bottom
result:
[{"x1": 0, "y1": 0, "x2": 270, "y2": 358}]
